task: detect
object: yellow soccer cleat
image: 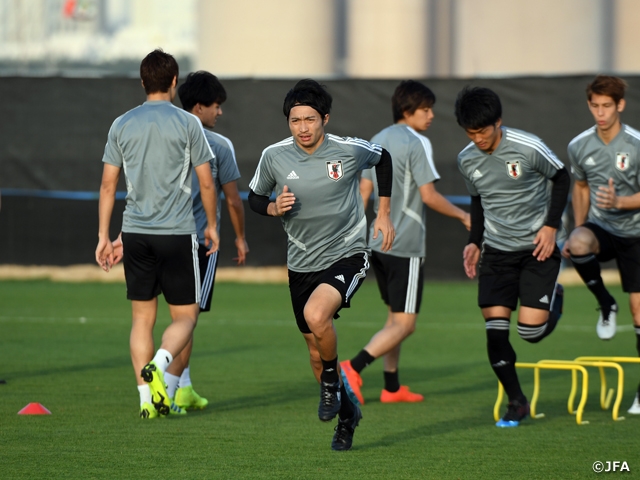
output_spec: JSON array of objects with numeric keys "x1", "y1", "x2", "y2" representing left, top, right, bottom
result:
[
  {"x1": 175, "y1": 385, "x2": 209, "y2": 410},
  {"x1": 140, "y1": 402, "x2": 158, "y2": 419},
  {"x1": 140, "y1": 361, "x2": 171, "y2": 416}
]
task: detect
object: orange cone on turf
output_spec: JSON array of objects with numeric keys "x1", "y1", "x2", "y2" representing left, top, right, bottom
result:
[{"x1": 18, "y1": 403, "x2": 51, "y2": 415}]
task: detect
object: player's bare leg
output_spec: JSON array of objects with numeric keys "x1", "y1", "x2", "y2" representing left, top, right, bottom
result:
[
  {"x1": 303, "y1": 333, "x2": 323, "y2": 383},
  {"x1": 130, "y1": 299, "x2": 158, "y2": 386},
  {"x1": 628, "y1": 293, "x2": 640, "y2": 414}
]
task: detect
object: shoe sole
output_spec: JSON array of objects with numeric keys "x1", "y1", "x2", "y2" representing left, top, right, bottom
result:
[
  {"x1": 340, "y1": 363, "x2": 364, "y2": 405},
  {"x1": 141, "y1": 364, "x2": 171, "y2": 416}
]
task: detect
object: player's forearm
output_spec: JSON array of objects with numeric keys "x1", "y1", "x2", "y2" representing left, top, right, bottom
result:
[
  {"x1": 374, "y1": 149, "x2": 392, "y2": 197},
  {"x1": 226, "y1": 195, "x2": 246, "y2": 240},
  {"x1": 98, "y1": 186, "x2": 116, "y2": 239},
  {"x1": 423, "y1": 190, "x2": 467, "y2": 222},
  {"x1": 615, "y1": 192, "x2": 640, "y2": 210},
  {"x1": 360, "y1": 178, "x2": 374, "y2": 210},
  {"x1": 572, "y1": 182, "x2": 590, "y2": 226},
  {"x1": 376, "y1": 196, "x2": 391, "y2": 217},
  {"x1": 200, "y1": 183, "x2": 218, "y2": 231},
  {"x1": 544, "y1": 167, "x2": 570, "y2": 229}
]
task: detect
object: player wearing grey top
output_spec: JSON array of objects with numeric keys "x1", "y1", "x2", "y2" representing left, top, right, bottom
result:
[
  {"x1": 455, "y1": 87, "x2": 570, "y2": 428},
  {"x1": 96, "y1": 50, "x2": 219, "y2": 419},
  {"x1": 562, "y1": 76, "x2": 640, "y2": 414},
  {"x1": 248, "y1": 79, "x2": 395, "y2": 451},
  {"x1": 341, "y1": 81, "x2": 470, "y2": 406}
]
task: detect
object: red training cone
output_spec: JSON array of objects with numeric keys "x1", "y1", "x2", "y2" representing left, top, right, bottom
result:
[{"x1": 18, "y1": 403, "x2": 52, "y2": 415}]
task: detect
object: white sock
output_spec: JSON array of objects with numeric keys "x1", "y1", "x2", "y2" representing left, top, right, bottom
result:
[
  {"x1": 165, "y1": 372, "x2": 180, "y2": 399},
  {"x1": 179, "y1": 366, "x2": 192, "y2": 388},
  {"x1": 138, "y1": 384, "x2": 152, "y2": 406},
  {"x1": 152, "y1": 349, "x2": 173, "y2": 373}
]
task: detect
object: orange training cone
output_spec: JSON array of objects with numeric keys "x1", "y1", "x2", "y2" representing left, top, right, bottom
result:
[{"x1": 18, "y1": 403, "x2": 52, "y2": 415}]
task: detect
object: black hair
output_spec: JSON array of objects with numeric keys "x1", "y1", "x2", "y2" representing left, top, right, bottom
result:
[
  {"x1": 454, "y1": 86, "x2": 502, "y2": 130},
  {"x1": 140, "y1": 49, "x2": 179, "y2": 95},
  {"x1": 178, "y1": 71, "x2": 227, "y2": 112},
  {"x1": 392, "y1": 80, "x2": 436, "y2": 123},
  {"x1": 282, "y1": 79, "x2": 332, "y2": 119}
]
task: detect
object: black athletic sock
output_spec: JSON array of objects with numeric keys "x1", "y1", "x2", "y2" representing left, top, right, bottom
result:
[
  {"x1": 351, "y1": 349, "x2": 375, "y2": 374},
  {"x1": 338, "y1": 383, "x2": 356, "y2": 420},
  {"x1": 383, "y1": 370, "x2": 400, "y2": 392},
  {"x1": 486, "y1": 318, "x2": 525, "y2": 403},
  {"x1": 320, "y1": 357, "x2": 339, "y2": 384},
  {"x1": 570, "y1": 254, "x2": 616, "y2": 307},
  {"x1": 635, "y1": 326, "x2": 640, "y2": 395}
]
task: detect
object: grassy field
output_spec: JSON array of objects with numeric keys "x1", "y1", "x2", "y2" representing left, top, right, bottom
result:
[{"x1": 0, "y1": 279, "x2": 638, "y2": 479}]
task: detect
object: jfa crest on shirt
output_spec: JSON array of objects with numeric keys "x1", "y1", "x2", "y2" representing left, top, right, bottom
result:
[
  {"x1": 326, "y1": 160, "x2": 343, "y2": 181},
  {"x1": 616, "y1": 152, "x2": 630, "y2": 171},
  {"x1": 506, "y1": 160, "x2": 521, "y2": 179}
]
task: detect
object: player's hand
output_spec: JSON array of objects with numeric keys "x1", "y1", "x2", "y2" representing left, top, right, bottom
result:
[
  {"x1": 95, "y1": 236, "x2": 115, "y2": 272},
  {"x1": 372, "y1": 214, "x2": 395, "y2": 252},
  {"x1": 204, "y1": 226, "x2": 219, "y2": 256},
  {"x1": 273, "y1": 185, "x2": 296, "y2": 216},
  {"x1": 111, "y1": 232, "x2": 123, "y2": 265},
  {"x1": 532, "y1": 225, "x2": 557, "y2": 261},
  {"x1": 561, "y1": 240, "x2": 571, "y2": 259},
  {"x1": 596, "y1": 178, "x2": 619, "y2": 209},
  {"x1": 463, "y1": 243, "x2": 480, "y2": 279},
  {"x1": 461, "y1": 212, "x2": 471, "y2": 231},
  {"x1": 234, "y1": 237, "x2": 249, "y2": 265}
]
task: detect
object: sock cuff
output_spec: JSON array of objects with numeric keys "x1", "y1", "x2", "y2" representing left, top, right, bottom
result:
[
  {"x1": 570, "y1": 253, "x2": 597, "y2": 263},
  {"x1": 486, "y1": 317, "x2": 510, "y2": 330}
]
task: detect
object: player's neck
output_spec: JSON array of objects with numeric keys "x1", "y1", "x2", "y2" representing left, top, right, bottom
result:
[
  {"x1": 596, "y1": 120, "x2": 622, "y2": 145},
  {"x1": 146, "y1": 91, "x2": 173, "y2": 102},
  {"x1": 296, "y1": 134, "x2": 326, "y2": 155}
]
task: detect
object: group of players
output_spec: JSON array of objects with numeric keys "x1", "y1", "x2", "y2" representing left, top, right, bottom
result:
[{"x1": 95, "y1": 49, "x2": 640, "y2": 451}]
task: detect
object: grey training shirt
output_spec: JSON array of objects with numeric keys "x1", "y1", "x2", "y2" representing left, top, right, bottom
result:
[
  {"x1": 102, "y1": 100, "x2": 214, "y2": 235},
  {"x1": 457, "y1": 127, "x2": 564, "y2": 252},
  {"x1": 364, "y1": 124, "x2": 440, "y2": 258},
  {"x1": 568, "y1": 124, "x2": 640, "y2": 238},
  {"x1": 192, "y1": 130, "x2": 241, "y2": 245},
  {"x1": 249, "y1": 134, "x2": 382, "y2": 272}
]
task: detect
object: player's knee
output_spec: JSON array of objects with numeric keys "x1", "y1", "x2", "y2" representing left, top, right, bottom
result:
[
  {"x1": 567, "y1": 228, "x2": 597, "y2": 256},
  {"x1": 303, "y1": 306, "x2": 330, "y2": 332}
]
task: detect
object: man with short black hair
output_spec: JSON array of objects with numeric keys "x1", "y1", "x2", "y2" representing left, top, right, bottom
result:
[
  {"x1": 96, "y1": 49, "x2": 219, "y2": 419},
  {"x1": 248, "y1": 79, "x2": 395, "y2": 450},
  {"x1": 341, "y1": 80, "x2": 470, "y2": 405},
  {"x1": 455, "y1": 86, "x2": 569, "y2": 427},
  {"x1": 563, "y1": 75, "x2": 640, "y2": 414}
]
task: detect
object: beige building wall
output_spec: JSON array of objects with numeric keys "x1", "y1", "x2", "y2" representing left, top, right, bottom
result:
[
  {"x1": 453, "y1": 0, "x2": 605, "y2": 77},
  {"x1": 614, "y1": 0, "x2": 640, "y2": 72},
  {"x1": 196, "y1": 0, "x2": 336, "y2": 77},
  {"x1": 346, "y1": 0, "x2": 429, "y2": 78}
]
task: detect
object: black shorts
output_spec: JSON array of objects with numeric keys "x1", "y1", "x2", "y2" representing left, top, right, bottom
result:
[
  {"x1": 122, "y1": 232, "x2": 200, "y2": 305},
  {"x1": 288, "y1": 253, "x2": 369, "y2": 334},
  {"x1": 197, "y1": 245, "x2": 219, "y2": 312},
  {"x1": 478, "y1": 244, "x2": 561, "y2": 311},
  {"x1": 583, "y1": 222, "x2": 640, "y2": 292},
  {"x1": 370, "y1": 251, "x2": 424, "y2": 314}
]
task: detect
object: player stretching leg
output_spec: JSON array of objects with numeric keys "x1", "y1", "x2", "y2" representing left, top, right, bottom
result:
[
  {"x1": 562, "y1": 76, "x2": 640, "y2": 414},
  {"x1": 341, "y1": 81, "x2": 470, "y2": 405},
  {"x1": 455, "y1": 87, "x2": 569, "y2": 427},
  {"x1": 248, "y1": 79, "x2": 395, "y2": 450},
  {"x1": 96, "y1": 50, "x2": 219, "y2": 419}
]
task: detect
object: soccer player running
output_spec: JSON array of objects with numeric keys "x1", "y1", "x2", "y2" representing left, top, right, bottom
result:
[
  {"x1": 95, "y1": 50, "x2": 219, "y2": 419},
  {"x1": 341, "y1": 81, "x2": 470, "y2": 405},
  {"x1": 562, "y1": 75, "x2": 640, "y2": 414},
  {"x1": 455, "y1": 87, "x2": 569, "y2": 427},
  {"x1": 149, "y1": 71, "x2": 249, "y2": 412},
  {"x1": 248, "y1": 79, "x2": 395, "y2": 450}
]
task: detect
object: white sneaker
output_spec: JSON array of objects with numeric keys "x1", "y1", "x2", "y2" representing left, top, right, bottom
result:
[
  {"x1": 596, "y1": 303, "x2": 617, "y2": 340},
  {"x1": 628, "y1": 394, "x2": 640, "y2": 415}
]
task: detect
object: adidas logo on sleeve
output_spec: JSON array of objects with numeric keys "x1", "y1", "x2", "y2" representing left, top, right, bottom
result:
[
  {"x1": 585, "y1": 157, "x2": 596, "y2": 166},
  {"x1": 472, "y1": 169, "x2": 483, "y2": 178},
  {"x1": 287, "y1": 171, "x2": 299, "y2": 179}
]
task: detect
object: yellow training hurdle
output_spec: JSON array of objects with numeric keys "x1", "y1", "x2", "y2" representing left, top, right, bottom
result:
[{"x1": 494, "y1": 362, "x2": 589, "y2": 425}]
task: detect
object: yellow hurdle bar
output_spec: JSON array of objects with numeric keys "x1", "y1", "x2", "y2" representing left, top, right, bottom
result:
[
  {"x1": 494, "y1": 362, "x2": 589, "y2": 425},
  {"x1": 538, "y1": 360, "x2": 625, "y2": 421}
]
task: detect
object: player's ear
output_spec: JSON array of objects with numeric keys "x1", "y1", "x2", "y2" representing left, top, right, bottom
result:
[
  {"x1": 323, "y1": 114, "x2": 330, "y2": 126},
  {"x1": 171, "y1": 76, "x2": 177, "y2": 88},
  {"x1": 617, "y1": 98, "x2": 626, "y2": 113},
  {"x1": 495, "y1": 118, "x2": 502, "y2": 129}
]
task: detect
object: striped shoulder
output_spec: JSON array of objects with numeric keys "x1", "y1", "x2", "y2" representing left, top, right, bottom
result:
[
  {"x1": 260, "y1": 137, "x2": 295, "y2": 157},
  {"x1": 568, "y1": 126, "x2": 597, "y2": 148},
  {"x1": 623, "y1": 124, "x2": 640, "y2": 143},
  {"x1": 457, "y1": 141, "x2": 476, "y2": 161},
  {"x1": 326, "y1": 133, "x2": 382, "y2": 154},
  {"x1": 405, "y1": 127, "x2": 439, "y2": 178},
  {"x1": 505, "y1": 128, "x2": 563, "y2": 168}
]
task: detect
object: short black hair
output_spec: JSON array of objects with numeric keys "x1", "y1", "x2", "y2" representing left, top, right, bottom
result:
[
  {"x1": 454, "y1": 86, "x2": 502, "y2": 130},
  {"x1": 178, "y1": 71, "x2": 227, "y2": 112},
  {"x1": 140, "y1": 49, "x2": 179, "y2": 95},
  {"x1": 392, "y1": 80, "x2": 436, "y2": 122},
  {"x1": 283, "y1": 79, "x2": 332, "y2": 119}
]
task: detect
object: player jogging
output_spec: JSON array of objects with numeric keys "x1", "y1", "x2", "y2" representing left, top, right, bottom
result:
[
  {"x1": 95, "y1": 49, "x2": 219, "y2": 419},
  {"x1": 455, "y1": 86, "x2": 569, "y2": 427},
  {"x1": 341, "y1": 80, "x2": 470, "y2": 405},
  {"x1": 248, "y1": 79, "x2": 395, "y2": 450},
  {"x1": 562, "y1": 75, "x2": 640, "y2": 414}
]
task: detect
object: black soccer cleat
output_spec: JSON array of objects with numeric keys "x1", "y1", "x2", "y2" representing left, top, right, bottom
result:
[
  {"x1": 496, "y1": 398, "x2": 530, "y2": 428},
  {"x1": 332, "y1": 404, "x2": 362, "y2": 451},
  {"x1": 318, "y1": 380, "x2": 341, "y2": 422}
]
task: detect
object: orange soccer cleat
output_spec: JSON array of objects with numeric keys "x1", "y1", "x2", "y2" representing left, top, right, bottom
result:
[{"x1": 380, "y1": 385, "x2": 424, "y2": 403}]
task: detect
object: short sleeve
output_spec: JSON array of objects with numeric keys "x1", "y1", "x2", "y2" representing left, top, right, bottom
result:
[
  {"x1": 350, "y1": 137, "x2": 382, "y2": 170},
  {"x1": 249, "y1": 150, "x2": 276, "y2": 196},
  {"x1": 528, "y1": 140, "x2": 564, "y2": 179},
  {"x1": 189, "y1": 117, "x2": 215, "y2": 168},
  {"x1": 409, "y1": 135, "x2": 440, "y2": 187},
  {"x1": 361, "y1": 168, "x2": 373, "y2": 181},
  {"x1": 457, "y1": 157, "x2": 478, "y2": 196},
  {"x1": 567, "y1": 144, "x2": 586, "y2": 181},
  {"x1": 216, "y1": 140, "x2": 241, "y2": 185},
  {"x1": 102, "y1": 119, "x2": 123, "y2": 167}
]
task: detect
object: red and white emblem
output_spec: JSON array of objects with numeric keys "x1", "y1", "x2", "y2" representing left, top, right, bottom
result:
[
  {"x1": 506, "y1": 161, "x2": 521, "y2": 179},
  {"x1": 616, "y1": 152, "x2": 630, "y2": 171},
  {"x1": 326, "y1": 160, "x2": 343, "y2": 181}
]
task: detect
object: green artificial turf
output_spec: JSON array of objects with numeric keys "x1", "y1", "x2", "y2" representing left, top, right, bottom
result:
[{"x1": 0, "y1": 280, "x2": 638, "y2": 479}]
